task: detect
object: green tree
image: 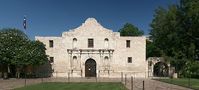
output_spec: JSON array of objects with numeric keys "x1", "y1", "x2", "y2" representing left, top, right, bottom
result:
[
  {"x1": 150, "y1": 0, "x2": 199, "y2": 77},
  {"x1": 119, "y1": 23, "x2": 144, "y2": 36},
  {"x1": 15, "y1": 40, "x2": 48, "y2": 67},
  {"x1": 0, "y1": 28, "x2": 48, "y2": 78},
  {"x1": 0, "y1": 28, "x2": 29, "y2": 78},
  {"x1": 146, "y1": 40, "x2": 162, "y2": 58}
]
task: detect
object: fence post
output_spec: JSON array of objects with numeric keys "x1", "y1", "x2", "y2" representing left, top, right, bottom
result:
[
  {"x1": 24, "y1": 73, "x2": 27, "y2": 86},
  {"x1": 125, "y1": 74, "x2": 127, "y2": 86},
  {"x1": 81, "y1": 70, "x2": 82, "y2": 77},
  {"x1": 98, "y1": 70, "x2": 100, "y2": 80},
  {"x1": 170, "y1": 77, "x2": 172, "y2": 90},
  {"x1": 68, "y1": 72, "x2": 70, "y2": 82},
  {"x1": 188, "y1": 77, "x2": 191, "y2": 88},
  {"x1": 41, "y1": 73, "x2": 44, "y2": 83},
  {"x1": 131, "y1": 76, "x2": 133, "y2": 90},
  {"x1": 121, "y1": 72, "x2": 123, "y2": 83},
  {"x1": 143, "y1": 80, "x2": 145, "y2": 90},
  {"x1": 96, "y1": 77, "x2": 97, "y2": 82}
]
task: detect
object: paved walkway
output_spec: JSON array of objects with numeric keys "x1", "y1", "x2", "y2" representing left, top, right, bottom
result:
[
  {"x1": 123, "y1": 78, "x2": 192, "y2": 90},
  {"x1": 0, "y1": 78, "x2": 192, "y2": 90}
]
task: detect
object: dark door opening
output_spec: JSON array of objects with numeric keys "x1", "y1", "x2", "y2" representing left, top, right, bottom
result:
[
  {"x1": 153, "y1": 62, "x2": 169, "y2": 77},
  {"x1": 85, "y1": 58, "x2": 96, "y2": 77}
]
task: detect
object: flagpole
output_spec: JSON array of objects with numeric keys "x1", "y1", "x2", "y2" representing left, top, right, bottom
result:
[
  {"x1": 24, "y1": 29, "x2": 27, "y2": 35},
  {"x1": 23, "y1": 15, "x2": 27, "y2": 35}
]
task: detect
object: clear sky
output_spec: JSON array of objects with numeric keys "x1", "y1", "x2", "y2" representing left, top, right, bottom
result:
[{"x1": 0, "y1": 0, "x2": 178, "y2": 39}]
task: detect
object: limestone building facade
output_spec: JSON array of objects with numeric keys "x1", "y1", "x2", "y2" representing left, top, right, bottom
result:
[{"x1": 35, "y1": 18, "x2": 147, "y2": 78}]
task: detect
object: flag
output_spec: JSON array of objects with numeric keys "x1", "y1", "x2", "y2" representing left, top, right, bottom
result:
[{"x1": 23, "y1": 15, "x2": 27, "y2": 30}]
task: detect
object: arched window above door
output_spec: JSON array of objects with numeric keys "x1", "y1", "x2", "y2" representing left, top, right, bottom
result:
[
  {"x1": 73, "y1": 56, "x2": 77, "y2": 60},
  {"x1": 73, "y1": 38, "x2": 77, "y2": 49},
  {"x1": 104, "y1": 56, "x2": 109, "y2": 60},
  {"x1": 104, "y1": 38, "x2": 109, "y2": 49},
  {"x1": 105, "y1": 38, "x2": 109, "y2": 41}
]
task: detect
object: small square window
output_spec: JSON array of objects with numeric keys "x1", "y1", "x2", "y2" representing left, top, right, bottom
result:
[
  {"x1": 128, "y1": 57, "x2": 132, "y2": 63},
  {"x1": 49, "y1": 40, "x2": 53, "y2": 48},
  {"x1": 49, "y1": 57, "x2": 54, "y2": 63},
  {"x1": 88, "y1": 38, "x2": 94, "y2": 48},
  {"x1": 126, "y1": 40, "x2": 130, "y2": 48}
]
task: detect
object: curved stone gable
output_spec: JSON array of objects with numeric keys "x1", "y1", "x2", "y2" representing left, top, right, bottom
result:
[{"x1": 62, "y1": 18, "x2": 120, "y2": 37}]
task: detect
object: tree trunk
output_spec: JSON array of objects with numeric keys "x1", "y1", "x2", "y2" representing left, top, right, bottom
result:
[
  {"x1": 0, "y1": 64, "x2": 2, "y2": 78},
  {"x1": 3, "y1": 72, "x2": 8, "y2": 79},
  {"x1": 0, "y1": 72, "x2": 2, "y2": 78},
  {"x1": 15, "y1": 66, "x2": 22, "y2": 78},
  {"x1": 2, "y1": 64, "x2": 8, "y2": 79}
]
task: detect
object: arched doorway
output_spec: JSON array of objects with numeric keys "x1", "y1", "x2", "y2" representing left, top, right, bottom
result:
[
  {"x1": 153, "y1": 62, "x2": 169, "y2": 77},
  {"x1": 85, "y1": 58, "x2": 96, "y2": 77}
]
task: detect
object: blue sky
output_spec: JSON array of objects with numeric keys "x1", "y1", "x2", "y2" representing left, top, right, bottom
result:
[{"x1": 0, "y1": 0, "x2": 178, "y2": 39}]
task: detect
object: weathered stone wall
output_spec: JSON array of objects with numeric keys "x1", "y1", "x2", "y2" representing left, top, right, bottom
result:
[{"x1": 35, "y1": 18, "x2": 147, "y2": 78}]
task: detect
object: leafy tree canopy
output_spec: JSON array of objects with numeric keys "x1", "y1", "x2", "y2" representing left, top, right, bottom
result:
[
  {"x1": 119, "y1": 23, "x2": 144, "y2": 36},
  {"x1": 0, "y1": 28, "x2": 29, "y2": 65},
  {"x1": 0, "y1": 28, "x2": 48, "y2": 71},
  {"x1": 146, "y1": 40, "x2": 162, "y2": 58},
  {"x1": 150, "y1": 0, "x2": 199, "y2": 77}
]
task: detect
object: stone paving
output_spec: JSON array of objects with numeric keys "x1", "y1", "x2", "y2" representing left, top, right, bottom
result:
[
  {"x1": 123, "y1": 78, "x2": 192, "y2": 90},
  {"x1": 0, "y1": 78, "x2": 192, "y2": 90}
]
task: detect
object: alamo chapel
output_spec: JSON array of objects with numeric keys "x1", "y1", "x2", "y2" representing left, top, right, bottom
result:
[{"x1": 35, "y1": 18, "x2": 148, "y2": 78}]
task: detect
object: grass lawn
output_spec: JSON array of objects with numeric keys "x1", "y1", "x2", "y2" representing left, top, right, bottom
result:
[
  {"x1": 156, "y1": 78, "x2": 199, "y2": 90},
  {"x1": 14, "y1": 82, "x2": 127, "y2": 90}
]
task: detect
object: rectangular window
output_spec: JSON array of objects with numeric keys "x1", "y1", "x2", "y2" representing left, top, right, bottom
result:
[
  {"x1": 49, "y1": 40, "x2": 53, "y2": 48},
  {"x1": 88, "y1": 38, "x2": 94, "y2": 48},
  {"x1": 49, "y1": 57, "x2": 54, "y2": 63},
  {"x1": 128, "y1": 57, "x2": 132, "y2": 63},
  {"x1": 126, "y1": 40, "x2": 130, "y2": 48}
]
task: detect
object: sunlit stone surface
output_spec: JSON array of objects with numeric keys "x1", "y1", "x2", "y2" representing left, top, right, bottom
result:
[{"x1": 35, "y1": 18, "x2": 147, "y2": 78}]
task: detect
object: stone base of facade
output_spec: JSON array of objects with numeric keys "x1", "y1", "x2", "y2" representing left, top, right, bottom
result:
[{"x1": 52, "y1": 71, "x2": 148, "y2": 78}]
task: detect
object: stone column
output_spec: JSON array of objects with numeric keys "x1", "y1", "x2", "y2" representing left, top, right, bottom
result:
[
  {"x1": 70, "y1": 51, "x2": 73, "y2": 72},
  {"x1": 79, "y1": 50, "x2": 82, "y2": 69}
]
